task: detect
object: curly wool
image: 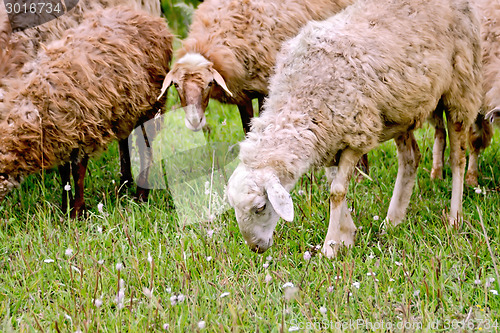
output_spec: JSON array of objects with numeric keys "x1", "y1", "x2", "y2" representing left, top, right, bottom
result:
[
  {"x1": 240, "y1": 0, "x2": 482, "y2": 183},
  {"x1": 177, "y1": 0, "x2": 355, "y2": 105},
  {"x1": 0, "y1": 7, "x2": 173, "y2": 179}
]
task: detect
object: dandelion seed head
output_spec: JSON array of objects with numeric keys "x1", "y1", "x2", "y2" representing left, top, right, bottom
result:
[{"x1": 116, "y1": 262, "x2": 123, "y2": 271}]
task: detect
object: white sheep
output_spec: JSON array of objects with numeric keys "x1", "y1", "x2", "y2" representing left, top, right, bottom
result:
[
  {"x1": 157, "y1": 0, "x2": 355, "y2": 132},
  {"x1": 430, "y1": 0, "x2": 498, "y2": 187},
  {"x1": 226, "y1": 0, "x2": 482, "y2": 257}
]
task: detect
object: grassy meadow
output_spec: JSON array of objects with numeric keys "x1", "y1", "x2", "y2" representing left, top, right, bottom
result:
[{"x1": 0, "y1": 83, "x2": 499, "y2": 331}]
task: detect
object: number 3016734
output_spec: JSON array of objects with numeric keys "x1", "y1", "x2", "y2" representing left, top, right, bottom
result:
[{"x1": 5, "y1": 2, "x2": 62, "y2": 15}]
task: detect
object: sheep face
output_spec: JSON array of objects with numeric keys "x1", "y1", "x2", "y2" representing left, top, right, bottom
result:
[
  {"x1": 226, "y1": 164, "x2": 293, "y2": 254},
  {"x1": 158, "y1": 53, "x2": 232, "y2": 131}
]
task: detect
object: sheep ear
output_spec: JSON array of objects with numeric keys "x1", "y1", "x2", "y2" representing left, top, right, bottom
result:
[
  {"x1": 211, "y1": 68, "x2": 233, "y2": 97},
  {"x1": 486, "y1": 108, "x2": 500, "y2": 124},
  {"x1": 266, "y1": 178, "x2": 294, "y2": 222},
  {"x1": 157, "y1": 71, "x2": 174, "y2": 100}
]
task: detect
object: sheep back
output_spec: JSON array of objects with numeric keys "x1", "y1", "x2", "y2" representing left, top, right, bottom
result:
[
  {"x1": 241, "y1": 0, "x2": 482, "y2": 177},
  {"x1": 0, "y1": 6, "x2": 173, "y2": 174},
  {"x1": 178, "y1": 0, "x2": 355, "y2": 105}
]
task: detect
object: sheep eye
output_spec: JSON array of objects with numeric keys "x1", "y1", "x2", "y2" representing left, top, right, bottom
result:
[{"x1": 255, "y1": 204, "x2": 266, "y2": 214}]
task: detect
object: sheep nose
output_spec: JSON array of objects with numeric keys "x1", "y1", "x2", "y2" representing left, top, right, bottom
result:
[{"x1": 249, "y1": 238, "x2": 273, "y2": 254}]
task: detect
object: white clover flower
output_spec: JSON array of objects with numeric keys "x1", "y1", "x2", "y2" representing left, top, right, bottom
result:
[
  {"x1": 64, "y1": 184, "x2": 71, "y2": 191},
  {"x1": 413, "y1": 290, "x2": 420, "y2": 297},
  {"x1": 170, "y1": 295, "x2": 177, "y2": 305},
  {"x1": 327, "y1": 286, "x2": 334, "y2": 293},
  {"x1": 265, "y1": 274, "x2": 272, "y2": 283},
  {"x1": 163, "y1": 324, "x2": 169, "y2": 330},
  {"x1": 266, "y1": 255, "x2": 272, "y2": 261},
  {"x1": 373, "y1": 215, "x2": 380, "y2": 221},
  {"x1": 298, "y1": 190, "x2": 305, "y2": 196},
  {"x1": 474, "y1": 279, "x2": 482, "y2": 285},
  {"x1": 116, "y1": 262, "x2": 123, "y2": 271},
  {"x1": 263, "y1": 263, "x2": 269, "y2": 269},
  {"x1": 177, "y1": 294, "x2": 186, "y2": 303},
  {"x1": 97, "y1": 203, "x2": 104, "y2": 213},
  {"x1": 93, "y1": 298, "x2": 103, "y2": 307},
  {"x1": 143, "y1": 287, "x2": 153, "y2": 298},
  {"x1": 98, "y1": 259, "x2": 104, "y2": 265},
  {"x1": 220, "y1": 292, "x2": 230, "y2": 298},
  {"x1": 206, "y1": 256, "x2": 212, "y2": 262},
  {"x1": 303, "y1": 251, "x2": 312, "y2": 261},
  {"x1": 198, "y1": 320, "x2": 206, "y2": 329},
  {"x1": 319, "y1": 306, "x2": 327, "y2": 314},
  {"x1": 97, "y1": 226, "x2": 103, "y2": 234},
  {"x1": 352, "y1": 282, "x2": 360, "y2": 289},
  {"x1": 65, "y1": 248, "x2": 73, "y2": 257},
  {"x1": 395, "y1": 261, "x2": 402, "y2": 266},
  {"x1": 166, "y1": 287, "x2": 172, "y2": 293},
  {"x1": 44, "y1": 259, "x2": 55, "y2": 263},
  {"x1": 282, "y1": 282, "x2": 295, "y2": 289},
  {"x1": 475, "y1": 187, "x2": 482, "y2": 194},
  {"x1": 389, "y1": 278, "x2": 395, "y2": 282},
  {"x1": 207, "y1": 229, "x2": 214, "y2": 238}
]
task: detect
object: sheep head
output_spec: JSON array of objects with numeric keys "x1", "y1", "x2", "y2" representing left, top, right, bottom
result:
[
  {"x1": 158, "y1": 52, "x2": 232, "y2": 132},
  {"x1": 226, "y1": 164, "x2": 294, "y2": 254}
]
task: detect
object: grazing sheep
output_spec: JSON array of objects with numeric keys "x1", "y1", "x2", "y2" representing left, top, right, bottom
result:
[
  {"x1": 158, "y1": 0, "x2": 355, "y2": 132},
  {"x1": 0, "y1": 7, "x2": 173, "y2": 217},
  {"x1": 430, "y1": 0, "x2": 497, "y2": 187},
  {"x1": 1, "y1": 0, "x2": 164, "y2": 209},
  {"x1": 226, "y1": 0, "x2": 482, "y2": 257}
]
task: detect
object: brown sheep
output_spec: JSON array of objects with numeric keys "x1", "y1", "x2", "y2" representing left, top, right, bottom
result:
[
  {"x1": 1, "y1": 0, "x2": 164, "y2": 212},
  {"x1": 0, "y1": 6, "x2": 173, "y2": 217},
  {"x1": 158, "y1": 0, "x2": 355, "y2": 133}
]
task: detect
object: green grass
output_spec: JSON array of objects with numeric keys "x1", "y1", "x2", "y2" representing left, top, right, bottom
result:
[{"x1": 0, "y1": 91, "x2": 499, "y2": 331}]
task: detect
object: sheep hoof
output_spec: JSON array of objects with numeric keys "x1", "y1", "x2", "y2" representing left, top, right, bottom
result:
[
  {"x1": 321, "y1": 242, "x2": 338, "y2": 259},
  {"x1": 465, "y1": 171, "x2": 478, "y2": 187},
  {"x1": 430, "y1": 167, "x2": 443, "y2": 180}
]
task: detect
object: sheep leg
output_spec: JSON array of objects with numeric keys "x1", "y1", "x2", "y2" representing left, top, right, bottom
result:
[
  {"x1": 447, "y1": 120, "x2": 468, "y2": 226},
  {"x1": 58, "y1": 162, "x2": 73, "y2": 214},
  {"x1": 135, "y1": 123, "x2": 152, "y2": 201},
  {"x1": 430, "y1": 104, "x2": 446, "y2": 180},
  {"x1": 465, "y1": 113, "x2": 493, "y2": 187},
  {"x1": 238, "y1": 100, "x2": 254, "y2": 133},
  {"x1": 385, "y1": 131, "x2": 421, "y2": 226},
  {"x1": 70, "y1": 155, "x2": 88, "y2": 219},
  {"x1": 322, "y1": 149, "x2": 360, "y2": 258},
  {"x1": 119, "y1": 138, "x2": 133, "y2": 189}
]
